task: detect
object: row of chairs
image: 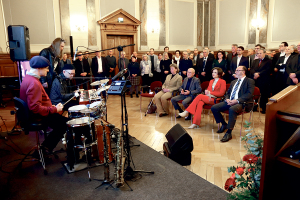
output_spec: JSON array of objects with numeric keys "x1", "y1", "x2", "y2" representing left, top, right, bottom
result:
[{"x1": 140, "y1": 80, "x2": 261, "y2": 135}]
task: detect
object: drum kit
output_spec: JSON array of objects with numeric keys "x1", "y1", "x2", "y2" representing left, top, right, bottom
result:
[{"x1": 63, "y1": 79, "x2": 125, "y2": 188}]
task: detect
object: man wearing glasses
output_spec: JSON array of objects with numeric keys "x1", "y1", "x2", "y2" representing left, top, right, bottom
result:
[
  {"x1": 73, "y1": 51, "x2": 90, "y2": 90},
  {"x1": 211, "y1": 66, "x2": 255, "y2": 142},
  {"x1": 50, "y1": 64, "x2": 80, "y2": 111}
]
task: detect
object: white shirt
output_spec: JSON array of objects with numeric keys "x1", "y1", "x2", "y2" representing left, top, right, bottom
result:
[
  {"x1": 280, "y1": 52, "x2": 285, "y2": 57},
  {"x1": 230, "y1": 76, "x2": 246, "y2": 100},
  {"x1": 237, "y1": 55, "x2": 242, "y2": 67},
  {"x1": 97, "y1": 56, "x2": 102, "y2": 73},
  {"x1": 280, "y1": 55, "x2": 290, "y2": 73}
]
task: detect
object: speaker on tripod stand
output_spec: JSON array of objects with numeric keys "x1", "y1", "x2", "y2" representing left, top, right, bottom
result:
[{"x1": 163, "y1": 123, "x2": 193, "y2": 166}]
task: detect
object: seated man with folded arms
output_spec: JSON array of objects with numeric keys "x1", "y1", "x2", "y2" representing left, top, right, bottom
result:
[
  {"x1": 211, "y1": 66, "x2": 255, "y2": 143},
  {"x1": 50, "y1": 64, "x2": 80, "y2": 111},
  {"x1": 171, "y1": 68, "x2": 201, "y2": 120},
  {"x1": 20, "y1": 56, "x2": 69, "y2": 154}
]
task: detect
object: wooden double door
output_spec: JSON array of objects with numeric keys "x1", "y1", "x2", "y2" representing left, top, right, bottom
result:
[{"x1": 106, "y1": 35, "x2": 134, "y2": 74}]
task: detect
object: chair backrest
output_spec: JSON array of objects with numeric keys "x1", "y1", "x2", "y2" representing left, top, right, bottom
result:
[
  {"x1": 200, "y1": 81, "x2": 210, "y2": 91},
  {"x1": 226, "y1": 83, "x2": 231, "y2": 91},
  {"x1": 13, "y1": 97, "x2": 30, "y2": 129},
  {"x1": 150, "y1": 81, "x2": 162, "y2": 91},
  {"x1": 253, "y1": 87, "x2": 261, "y2": 101}
]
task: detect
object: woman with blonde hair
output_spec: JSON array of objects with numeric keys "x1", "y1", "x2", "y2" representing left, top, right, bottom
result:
[{"x1": 140, "y1": 54, "x2": 152, "y2": 93}]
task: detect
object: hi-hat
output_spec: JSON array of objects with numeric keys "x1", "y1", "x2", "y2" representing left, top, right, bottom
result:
[
  {"x1": 100, "y1": 79, "x2": 109, "y2": 84},
  {"x1": 81, "y1": 108, "x2": 97, "y2": 114},
  {"x1": 90, "y1": 81, "x2": 101, "y2": 86}
]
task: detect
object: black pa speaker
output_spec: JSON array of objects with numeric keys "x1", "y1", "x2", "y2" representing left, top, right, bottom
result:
[
  {"x1": 163, "y1": 123, "x2": 193, "y2": 166},
  {"x1": 7, "y1": 25, "x2": 31, "y2": 61}
]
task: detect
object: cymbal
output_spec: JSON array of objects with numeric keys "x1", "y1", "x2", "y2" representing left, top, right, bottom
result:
[
  {"x1": 100, "y1": 79, "x2": 109, "y2": 84},
  {"x1": 97, "y1": 85, "x2": 111, "y2": 93},
  {"x1": 81, "y1": 108, "x2": 97, "y2": 114},
  {"x1": 90, "y1": 81, "x2": 101, "y2": 86}
]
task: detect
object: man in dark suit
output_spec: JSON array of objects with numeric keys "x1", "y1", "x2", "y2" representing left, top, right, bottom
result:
[
  {"x1": 229, "y1": 46, "x2": 249, "y2": 80},
  {"x1": 73, "y1": 52, "x2": 90, "y2": 90},
  {"x1": 204, "y1": 47, "x2": 215, "y2": 60},
  {"x1": 91, "y1": 51, "x2": 109, "y2": 81},
  {"x1": 273, "y1": 46, "x2": 293, "y2": 94},
  {"x1": 272, "y1": 42, "x2": 288, "y2": 69},
  {"x1": 196, "y1": 49, "x2": 214, "y2": 83},
  {"x1": 250, "y1": 49, "x2": 271, "y2": 114},
  {"x1": 249, "y1": 44, "x2": 262, "y2": 69},
  {"x1": 227, "y1": 44, "x2": 238, "y2": 67},
  {"x1": 171, "y1": 68, "x2": 202, "y2": 120},
  {"x1": 286, "y1": 42, "x2": 300, "y2": 86},
  {"x1": 211, "y1": 66, "x2": 255, "y2": 142}
]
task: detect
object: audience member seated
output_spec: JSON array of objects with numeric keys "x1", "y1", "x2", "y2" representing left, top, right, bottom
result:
[
  {"x1": 171, "y1": 68, "x2": 201, "y2": 120},
  {"x1": 250, "y1": 49, "x2": 271, "y2": 114},
  {"x1": 140, "y1": 54, "x2": 153, "y2": 93},
  {"x1": 197, "y1": 49, "x2": 214, "y2": 83},
  {"x1": 50, "y1": 64, "x2": 79, "y2": 111},
  {"x1": 74, "y1": 52, "x2": 90, "y2": 90},
  {"x1": 128, "y1": 56, "x2": 141, "y2": 98},
  {"x1": 179, "y1": 51, "x2": 193, "y2": 79},
  {"x1": 229, "y1": 46, "x2": 249, "y2": 81},
  {"x1": 286, "y1": 42, "x2": 300, "y2": 85},
  {"x1": 211, "y1": 66, "x2": 255, "y2": 142},
  {"x1": 274, "y1": 46, "x2": 293, "y2": 94},
  {"x1": 179, "y1": 67, "x2": 226, "y2": 129},
  {"x1": 160, "y1": 52, "x2": 172, "y2": 83},
  {"x1": 20, "y1": 56, "x2": 68, "y2": 154},
  {"x1": 154, "y1": 64, "x2": 182, "y2": 117}
]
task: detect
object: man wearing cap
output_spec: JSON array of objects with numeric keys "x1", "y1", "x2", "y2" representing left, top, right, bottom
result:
[
  {"x1": 50, "y1": 64, "x2": 79, "y2": 111},
  {"x1": 20, "y1": 56, "x2": 69, "y2": 154}
]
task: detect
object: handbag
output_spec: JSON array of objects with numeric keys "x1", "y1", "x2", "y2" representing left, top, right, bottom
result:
[{"x1": 147, "y1": 101, "x2": 157, "y2": 114}]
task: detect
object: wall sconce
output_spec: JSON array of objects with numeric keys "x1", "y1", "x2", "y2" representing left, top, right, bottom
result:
[
  {"x1": 147, "y1": 20, "x2": 160, "y2": 33},
  {"x1": 70, "y1": 15, "x2": 88, "y2": 32},
  {"x1": 251, "y1": 18, "x2": 265, "y2": 30}
]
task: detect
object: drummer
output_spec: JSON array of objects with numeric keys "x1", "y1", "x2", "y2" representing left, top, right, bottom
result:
[
  {"x1": 50, "y1": 64, "x2": 80, "y2": 111},
  {"x1": 20, "y1": 56, "x2": 69, "y2": 155}
]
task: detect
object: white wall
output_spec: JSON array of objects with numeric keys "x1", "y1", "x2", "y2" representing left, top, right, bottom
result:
[
  {"x1": 100, "y1": 0, "x2": 135, "y2": 18},
  {"x1": 147, "y1": 0, "x2": 159, "y2": 50}
]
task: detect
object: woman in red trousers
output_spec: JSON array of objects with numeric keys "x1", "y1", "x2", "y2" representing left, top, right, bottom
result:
[{"x1": 179, "y1": 67, "x2": 226, "y2": 128}]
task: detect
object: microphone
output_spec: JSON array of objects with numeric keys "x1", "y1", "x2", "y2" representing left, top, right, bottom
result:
[
  {"x1": 73, "y1": 46, "x2": 78, "y2": 61},
  {"x1": 112, "y1": 68, "x2": 127, "y2": 81}
]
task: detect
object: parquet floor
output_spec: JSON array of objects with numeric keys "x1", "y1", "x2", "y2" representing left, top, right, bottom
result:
[{"x1": 0, "y1": 94, "x2": 265, "y2": 190}]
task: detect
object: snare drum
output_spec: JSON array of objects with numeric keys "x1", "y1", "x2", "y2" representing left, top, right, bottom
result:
[
  {"x1": 68, "y1": 105, "x2": 87, "y2": 119},
  {"x1": 95, "y1": 120, "x2": 114, "y2": 164}
]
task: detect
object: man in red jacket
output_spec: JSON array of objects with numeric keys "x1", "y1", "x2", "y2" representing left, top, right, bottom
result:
[{"x1": 20, "y1": 56, "x2": 68, "y2": 153}]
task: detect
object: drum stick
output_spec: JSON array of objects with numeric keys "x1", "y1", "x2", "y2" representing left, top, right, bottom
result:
[{"x1": 63, "y1": 95, "x2": 76, "y2": 106}]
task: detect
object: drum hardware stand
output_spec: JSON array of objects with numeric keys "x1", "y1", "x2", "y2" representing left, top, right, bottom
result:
[
  {"x1": 120, "y1": 86, "x2": 154, "y2": 190},
  {"x1": 94, "y1": 121, "x2": 115, "y2": 190}
]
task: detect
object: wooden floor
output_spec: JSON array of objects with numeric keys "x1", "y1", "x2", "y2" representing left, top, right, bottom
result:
[{"x1": 0, "y1": 95, "x2": 265, "y2": 190}]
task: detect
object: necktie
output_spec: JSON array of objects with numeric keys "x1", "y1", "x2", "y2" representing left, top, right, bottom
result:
[
  {"x1": 230, "y1": 79, "x2": 241, "y2": 100},
  {"x1": 203, "y1": 58, "x2": 206, "y2": 71},
  {"x1": 258, "y1": 59, "x2": 262, "y2": 67}
]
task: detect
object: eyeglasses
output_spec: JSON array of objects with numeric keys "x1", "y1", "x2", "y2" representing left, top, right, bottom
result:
[
  {"x1": 235, "y1": 70, "x2": 244, "y2": 72},
  {"x1": 66, "y1": 71, "x2": 75, "y2": 76}
]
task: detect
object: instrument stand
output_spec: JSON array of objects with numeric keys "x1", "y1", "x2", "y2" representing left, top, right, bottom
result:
[
  {"x1": 120, "y1": 90, "x2": 154, "y2": 190},
  {"x1": 95, "y1": 121, "x2": 115, "y2": 190}
]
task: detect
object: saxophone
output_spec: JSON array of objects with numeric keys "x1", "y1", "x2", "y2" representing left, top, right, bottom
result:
[{"x1": 114, "y1": 129, "x2": 125, "y2": 187}]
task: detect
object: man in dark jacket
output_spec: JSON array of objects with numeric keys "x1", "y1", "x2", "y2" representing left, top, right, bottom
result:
[
  {"x1": 92, "y1": 51, "x2": 109, "y2": 80},
  {"x1": 50, "y1": 64, "x2": 79, "y2": 111},
  {"x1": 73, "y1": 52, "x2": 90, "y2": 90},
  {"x1": 196, "y1": 49, "x2": 214, "y2": 83}
]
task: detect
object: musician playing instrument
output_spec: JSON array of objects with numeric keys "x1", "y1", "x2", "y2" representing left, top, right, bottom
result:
[
  {"x1": 50, "y1": 64, "x2": 80, "y2": 111},
  {"x1": 20, "y1": 56, "x2": 69, "y2": 154}
]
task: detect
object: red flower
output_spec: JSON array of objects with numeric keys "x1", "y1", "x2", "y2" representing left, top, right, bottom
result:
[
  {"x1": 230, "y1": 173, "x2": 236, "y2": 179},
  {"x1": 236, "y1": 167, "x2": 244, "y2": 175},
  {"x1": 243, "y1": 154, "x2": 258, "y2": 164},
  {"x1": 224, "y1": 178, "x2": 236, "y2": 192}
]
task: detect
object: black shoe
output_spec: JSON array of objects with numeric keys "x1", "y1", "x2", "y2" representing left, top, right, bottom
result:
[
  {"x1": 176, "y1": 115, "x2": 182, "y2": 119},
  {"x1": 185, "y1": 114, "x2": 191, "y2": 120},
  {"x1": 136, "y1": 94, "x2": 139, "y2": 98},
  {"x1": 220, "y1": 133, "x2": 232, "y2": 142},
  {"x1": 130, "y1": 94, "x2": 133, "y2": 98},
  {"x1": 217, "y1": 124, "x2": 227, "y2": 133},
  {"x1": 261, "y1": 110, "x2": 266, "y2": 114}
]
